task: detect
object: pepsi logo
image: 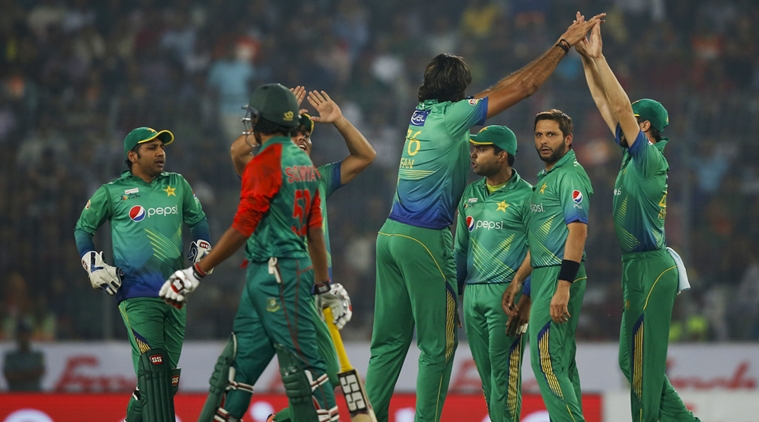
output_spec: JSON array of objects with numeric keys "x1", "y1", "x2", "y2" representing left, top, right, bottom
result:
[
  {"x1": 572, "y1": 190, "x2": 583, "y2": 205},
  {"x1": 149, "y1": 354, "x2": 162, "y2": 365},
  {"x1": 129, "y1": 205, "x2": 146, "y2": 222},
  {"x1": 466, "y1": 216, "x2": 475, "y2": 232}
]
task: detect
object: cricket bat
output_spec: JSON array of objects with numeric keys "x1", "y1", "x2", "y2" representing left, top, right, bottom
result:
[{"x1": 323, "y1": 307, "x2": 378, "y2": 422}]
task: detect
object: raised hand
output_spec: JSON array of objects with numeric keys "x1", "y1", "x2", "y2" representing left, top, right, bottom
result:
[
  {"x1": 560, "y1": 12, "x2": 605, "y2": 46},
  {"x1": 584, "y1": 20, "x2": 603, "y2": 59},
  {"x1": 307, "y1": 90, "x2": 343, "y2": 124},
  {"x1": 574, "y1": 12, "x2": 590, "y2": 57},
  {"x1": 290, "y1": 86, "x2": 307, "y2": 107}
]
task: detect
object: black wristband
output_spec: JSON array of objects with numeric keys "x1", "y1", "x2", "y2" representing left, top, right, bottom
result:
[
  {"x1": 193, "y1": 263, "x2": 207, "y2": 278},
  {"x1": 555, "y1": 39, "x2": 570, "y2": 55},
  {"x1": 313, "y1": 280, "x2": 331, "y2": 295},
  {"x1": 558, "y1": 259, "x2": 580, "y2": 283}
]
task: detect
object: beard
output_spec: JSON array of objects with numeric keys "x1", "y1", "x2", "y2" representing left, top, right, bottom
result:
[
  {"x1": 473, "y1": 161, "x2": 499, "y2": 177},
  {"x1": 538, "y1": 143, "x2": 568, "y2": 165}
]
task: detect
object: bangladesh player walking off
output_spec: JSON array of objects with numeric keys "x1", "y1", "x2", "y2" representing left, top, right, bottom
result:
[
  {"x1": 576, "y1": 20, "x2": 699, "y2": 422},
  {"x1": 160, "y1": 83, "x2": 338, "y2": 422},
  {"x1": 454, "y1": 126, "x2": 533, "y2": 422},
  {"x1": 523, "y1": 110, "x2": 592, "y2": 422},
  {"x1": 74, "y1": 127, "x2": 212, "y2": 422},
  {"x1": 366, "y1": 13, "x2": 604, "y2": 421},
  {"x1": 230, "y1": 87, "x2": 376, "y2": 422}
]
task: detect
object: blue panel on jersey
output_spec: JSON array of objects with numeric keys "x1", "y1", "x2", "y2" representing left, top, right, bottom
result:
[{"x1": 410, "y1": 110, "x2": 430, "y2": 127}]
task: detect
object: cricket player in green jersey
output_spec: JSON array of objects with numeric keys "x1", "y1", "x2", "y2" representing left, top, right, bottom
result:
[
  {"x1": 74, "y1": 127, "x2": 212, "y2": 422},
  {"x1": 160, "y1": 83, "x2": 338, "y2": 422},
  {"x1": 576, "y1": 20, "x2": 699, "y2": 422},
  {"x1": 521, "y1": 109, "x2": 592, "y2": 422},
  {"x1": 454, "y1": 125, "x2": 533, "y2": 422},
  {"x1": 366, "y1": 14, "x2": 604, "y2": 421},
  {"x1": 230, "y1": 87, "x2": 376, "y2": 422}
]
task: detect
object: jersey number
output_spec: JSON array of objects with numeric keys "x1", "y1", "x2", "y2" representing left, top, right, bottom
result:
[
  {"x1": 657, "y1": 190, "x2": 667, "y2": 219},
  {"x1": 406, "y1": 130, "x2": 422, "y2": 156},
  {"x1": 292, "y1": 189, "x2": 313, "y2": 236}
]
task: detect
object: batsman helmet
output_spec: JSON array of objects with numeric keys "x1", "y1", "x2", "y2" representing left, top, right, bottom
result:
[{"x1": 243, "y1": 83, "x2": 299, "y2": 130}]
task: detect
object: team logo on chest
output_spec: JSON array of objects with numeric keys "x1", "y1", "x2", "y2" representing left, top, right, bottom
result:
[{"x1": 129, "y1": 205, "x2": 146, "y2": 222}]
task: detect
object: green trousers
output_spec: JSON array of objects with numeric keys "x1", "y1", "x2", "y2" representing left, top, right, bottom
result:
[
  {"x1": 529, "y1": 265, "x2": 586, "y2": 422},
  {"x1": 619, "y1": 250, "x2": 699, "y2": 422},
  {"x1": 119, "y1": 297, "x2": 185, "y2": 418},
  {"x1": 272, "y1": 298, "x2": 340, "y2": 422},
  {"x1": 224, "y1": 258, "x2": 336, "y2": 418},
  {"x1": 463, "y1": 283, "x2": 525, "y2": 422},
  {"x1": 367, "y1": 219, "x2": 458, "y2": 422}
]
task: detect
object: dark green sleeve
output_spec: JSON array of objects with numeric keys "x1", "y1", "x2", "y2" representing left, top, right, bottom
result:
[
  {"x1": 317, "y1": 161, "x2": 343, "y2": 199},
  {"x1": 454, "y1": 189, "x2": 470, "y2": 293},
  {"x1": 75, "y1": 185, "x2": 112, "y2": 235}
]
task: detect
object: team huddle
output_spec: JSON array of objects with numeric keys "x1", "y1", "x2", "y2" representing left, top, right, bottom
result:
[{"x1": 73, "y1": 12, "x2": 700, "y2": 422}]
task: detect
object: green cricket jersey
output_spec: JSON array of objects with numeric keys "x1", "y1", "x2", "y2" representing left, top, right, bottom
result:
[
  {"x1": 316, "y1": 161, "x2": 343, "y2": 278},
  {"x1": 454, "y1": 170, "x2": 533, "y2": 290},
  {"x1": 388, "y1": 97, "x2": 489, "y2": 229},
  {"x1": 613, "y1": 126, "x2": 669, "y2": 253},
  {"x1": 236, "y1": 137, "x2": 323, "y2": 263},
  {"x1": 74, "y1": 171, "x2": 208, "y2": 301},
  {"x1": 525, "y1": 150, "x2": 593, "y2": 268}
]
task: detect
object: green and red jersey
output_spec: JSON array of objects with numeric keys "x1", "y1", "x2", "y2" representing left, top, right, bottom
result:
[
  {"x1": 612, "y1": 126, "x2": 669, "y2": 253},
  {"x1": 74, "y1": 171, "x2": 209, "y2": 301},
  {"x1": 235, "y1": 136, "x2": 323, "y2": 262}
]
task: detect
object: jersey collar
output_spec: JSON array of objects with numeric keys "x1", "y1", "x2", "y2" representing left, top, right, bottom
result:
[
  {"x1": 120, "y1": 170, "x2": 168, "y2": 184},
  {"x1": 478, "y1": 169, "x2": 522, "y2": 193},
  {"x1": 537, "y1": 150, "x2": 576, "y2": 180}
]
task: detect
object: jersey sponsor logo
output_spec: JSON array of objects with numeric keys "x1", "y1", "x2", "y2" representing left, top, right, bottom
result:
[
  {"x1": 467, "y1": 216, "x2": 505, "y2": 231},
  {"x1": 613, "y1": 188, "x2": 622, "y2": 196},
  {"x1": 129, "y1": 205, "x2": 146, "y2": 222},
  {"x1": 572, "y1": 190, "x2": 584, "y2": 207},
  {"x1": 85, "y1": 200, "x2": 91, "y2": 209},
  {"x1": 409, "y1": 110, "x2": 430, "y2": 127},
  {"x1": 149, "y1": 354, "x2": 162, "y2": 365},
  {"x1": 285, "y1": 165, "x2": 318, "y2": 183},
  {"x1": 468, "y1": 98, "x2": 480, "y2": 105},
  {"x1": 530, "y1": 203, "x2": 545, "y2": 213},
  {"x1": 125, "y1": 188, "x2": 139, "y2": 195},
  {"x1": 129, "y1": 205, "x2": 178, "y2": 221}
]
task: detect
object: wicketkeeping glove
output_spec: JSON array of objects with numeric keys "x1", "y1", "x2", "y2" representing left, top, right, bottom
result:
[
  {"x1": 188, "y1": 240, "x2": 214, "y2": 275},
  {"x1": 159, "y1": 264, "x2": 205, "y2": 309},
  {"x1": 314, "y1": 282, "x2": 352, "y2": 330},
  {"x1": 81, "y1": 251, "x2": 123, "y2": 296}
]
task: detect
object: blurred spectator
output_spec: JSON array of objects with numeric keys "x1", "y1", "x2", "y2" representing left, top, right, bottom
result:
[
  {"x1": 2, "y1": 320, "x2": 45, "y2": 391},
  {"x1": 207, "y1": 44, "x2": 255, "y2": 142}
]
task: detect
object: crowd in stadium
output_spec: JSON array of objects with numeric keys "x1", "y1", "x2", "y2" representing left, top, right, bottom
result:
[{"x1": 1, "y1": 0, "x2": 759, "y2": 342}]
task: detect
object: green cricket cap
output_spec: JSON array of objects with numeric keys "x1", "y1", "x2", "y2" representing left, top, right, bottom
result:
[
  {"x1": 123, "y1": 127, "x2": 174, "y2": 157},
  {"x1": 632, "y1": 98, "x2": 669, "y2": 133},
  {"x1": 297, "y1": 113, "x2": 315, "y2": 134},
  {"x1": 248, "y1": 83, "x2": 299, "y2": 128},
  {"x1": 469, "y1": 125, "x2": 518, "y2": 156}
]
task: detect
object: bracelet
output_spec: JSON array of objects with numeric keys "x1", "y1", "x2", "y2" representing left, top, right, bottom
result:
[
  {"x1": 313, "y1": 280, "x2": 331, "y2": 295},
  {"x1": 193, "y1": 263, "x2": 207, "y2": 278},
  {"x1": 555, "y1": 39, "x2": 570, "y2": 55},
  {"x1": 558, "y1": 259, "x2": 580, "y2": 283}
]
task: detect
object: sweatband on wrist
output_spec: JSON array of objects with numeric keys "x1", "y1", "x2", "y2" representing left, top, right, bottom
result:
[
  {"x1": 313, "y1": 280, "x2": 331, "y2": 295},
  {"x1": 558, "y1": 260, "x2": 580, "y2": 283},
  {"x1": 555, "y1": 39, "x2": 570, "y2": 54},
  {"x1": 193, "y1": 263, "x2": 207, "y2": 278}
]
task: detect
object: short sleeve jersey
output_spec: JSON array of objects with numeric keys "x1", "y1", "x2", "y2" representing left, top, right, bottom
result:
[
  {"x1": 316, "y1": 161, "x2": 343, "y2": 277},
  {"x1": 525, "y1": 150, "x2": 593, "y2": 268},
  {"x1": 236, "y1": 137, "x2": 323, "y2": 262},
  {"x1": 388, "y1": 97, "x2": 488, "y2": 229},
  {"x1": 454, "y1": 170, "x2": 533, "y2": 285},
  {"x1": 613, "y1": 126, "x2": 669, "y2": 253},
  {"x1": 74, "y1": 172, "x2": 207, "y2": 300}
]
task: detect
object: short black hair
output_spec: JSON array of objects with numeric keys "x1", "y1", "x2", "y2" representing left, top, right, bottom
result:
[
  {"x1": 254, "y1": 117, "x2": 292, "y2": 137},
  {"x1": 125, "y1": 144, "x2": 141, "y2": 170},
  {"x1": 417, "y1": 54, "x2": 472, "y2": 103},
  {"x1": 491, "y1": 145, "x2": 515, "y2": 166},
  {"x1": 534, "y1": 109, "x2": 573, "y2": 137}
]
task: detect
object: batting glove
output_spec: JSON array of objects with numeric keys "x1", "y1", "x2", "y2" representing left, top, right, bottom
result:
[
  {"x1": 188, "y1": 240, "x2": 214, "y2": 274},
  {"x1": 159, "y1": 264, "x2": 205, "y2": 309},
  {"x1": 81, "y1": 251, "x2": 123, "y2": 296},
  {"x1": 315, "y1": 282, "x2": 352, "y2": 330}
]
